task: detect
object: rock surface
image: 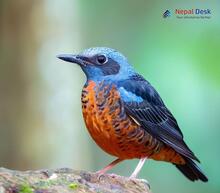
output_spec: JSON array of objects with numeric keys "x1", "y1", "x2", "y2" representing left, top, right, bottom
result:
[{"x1": 0, "y1": 168, "x2": 150, "y2": 193}]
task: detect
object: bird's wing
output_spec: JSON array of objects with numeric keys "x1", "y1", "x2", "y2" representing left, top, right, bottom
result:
[{"x1": 117, "y1": 74, "x2": 199, "y2": 162}]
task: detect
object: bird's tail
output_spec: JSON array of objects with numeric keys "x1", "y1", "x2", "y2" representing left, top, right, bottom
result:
[{"x1": 174, "y1": 158, "x2": 208, "y2": 182}]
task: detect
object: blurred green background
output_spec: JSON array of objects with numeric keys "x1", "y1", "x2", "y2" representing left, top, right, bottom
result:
[{"x1": 0, "y1": 0, "x2": 220, "y2": 192}]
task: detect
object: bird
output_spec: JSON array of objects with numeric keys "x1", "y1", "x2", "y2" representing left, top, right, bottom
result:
[{"x1": 57, "y1": 47, "x2": 208, "y2": 182}]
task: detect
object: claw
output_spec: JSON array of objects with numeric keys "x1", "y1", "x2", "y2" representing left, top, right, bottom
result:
[{"x1": 129, "y1": 177, "x2": 150, "y2": 189}]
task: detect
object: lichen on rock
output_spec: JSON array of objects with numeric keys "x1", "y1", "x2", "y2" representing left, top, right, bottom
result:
[{"x1": 0, "y1": 168, "x2": 150, "y2": 193}]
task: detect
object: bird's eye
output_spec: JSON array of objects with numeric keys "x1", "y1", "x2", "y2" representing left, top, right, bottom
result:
[{"x1": 97, "y1": 55, "x2": 107, "y2": 64}]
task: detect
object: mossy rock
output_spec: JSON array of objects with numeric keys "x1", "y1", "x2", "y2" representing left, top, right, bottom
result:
[{"x1": 0, "y1": 168, "x2": 150, "y2": 193}]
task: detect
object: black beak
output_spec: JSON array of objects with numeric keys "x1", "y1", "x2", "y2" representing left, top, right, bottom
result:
[{"x1": 57, "y1": 54, "x2": 86, "y2": 66}]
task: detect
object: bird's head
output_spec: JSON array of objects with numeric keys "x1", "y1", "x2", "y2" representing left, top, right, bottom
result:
[{"x1": 57, "y1": 47, "x2": 135, "y2": 81}]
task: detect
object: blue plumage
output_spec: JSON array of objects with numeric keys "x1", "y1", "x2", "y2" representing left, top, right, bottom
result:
[
  {"x1": 118, "y1": 86, "x2": 143, "y2": 103},
  {"x1": 57, "y1": 47, "x2": 208, "y2": 182}
]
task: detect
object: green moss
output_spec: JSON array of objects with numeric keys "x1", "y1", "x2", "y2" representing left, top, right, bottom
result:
[
  {"x1": 18, "y1": 184, "x2": 34, "y2": 193},
  {"x1": 68, "y1": 183, "x2": 78, "y2": 190}
]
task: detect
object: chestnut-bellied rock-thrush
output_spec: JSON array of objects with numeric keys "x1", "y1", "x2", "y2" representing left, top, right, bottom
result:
[{"x1": 57, "y1": 47, "x2": 208, "y2": 182}]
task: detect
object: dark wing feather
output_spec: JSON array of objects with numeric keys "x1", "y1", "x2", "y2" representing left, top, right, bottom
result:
[{"x1": 118, "y1": 74, "x2": 199, "y2": 162}]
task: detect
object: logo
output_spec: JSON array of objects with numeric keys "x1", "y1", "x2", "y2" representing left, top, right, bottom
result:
[
  {"x1": 163, "y1": 8, "x2": 211, "y2": 19},
  {"x1": 175, "y1": 9, "x2": 211, "y2": 19},
  {"x1": 163, "y1": 10, "x2": 171, "y2": 18},
  {"x1": 175, "y1": 9, "x2": 211, "y2": 15}
]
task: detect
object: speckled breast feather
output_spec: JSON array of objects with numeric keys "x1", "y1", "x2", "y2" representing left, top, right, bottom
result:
[{"x1": 81, "y1": 80, "x2": 185, "y2": 164}]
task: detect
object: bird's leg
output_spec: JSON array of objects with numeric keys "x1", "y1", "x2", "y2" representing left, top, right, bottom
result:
[
  {"x1": 96, "y1": 158, "x2": 123, "y2": 175},
  {"x1": 130, "y1": 157, "x2": 147, "y2": 178}
]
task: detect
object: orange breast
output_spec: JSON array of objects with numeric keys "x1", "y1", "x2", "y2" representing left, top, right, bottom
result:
[{"x1": 81, "y1": 80, "x2": 185, "y2": 164}]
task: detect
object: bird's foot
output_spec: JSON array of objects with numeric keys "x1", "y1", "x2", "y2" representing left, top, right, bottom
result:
[
  {"x1": 108, "y1": 173, "x2": 121, "y2": 178},
  {"x1": 129, "y1": 177, "x2": 150, "y2": 189},
  {"x1": 95, "y1": 170, "x2": 106, "y2": 180},
  {"x1": 95, "y1": 171, "x2": 119, "y2": 178},
  {"x1": 95, "y1": 172, "x2": 121, "y2": 183},
  {"x1": 129, "y1": 174, "x2": 137, "y2": 179},
  {"x1": 95, "y1": 170, "x2": 105, "y2": 176}
]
